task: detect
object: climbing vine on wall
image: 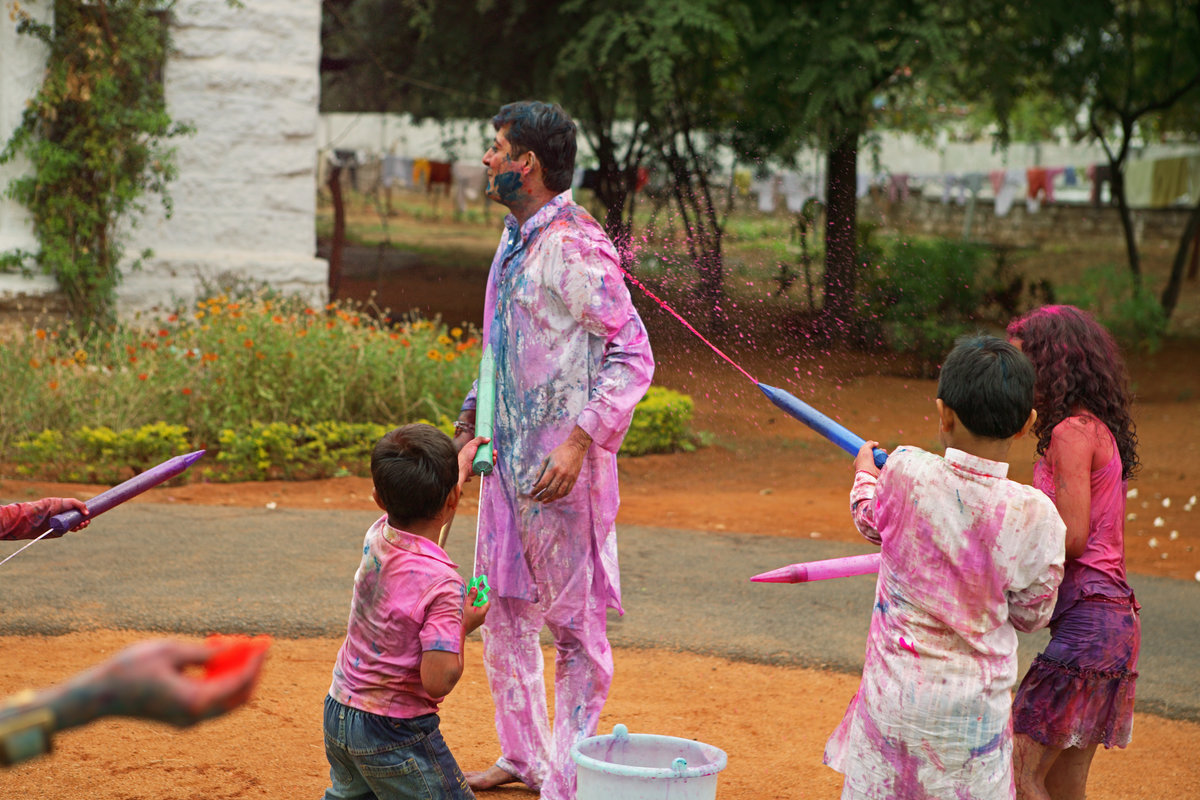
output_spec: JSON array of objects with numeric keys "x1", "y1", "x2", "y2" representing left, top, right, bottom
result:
[{"x1": 1, "y1": 0, "x2": 191, "y2": 330}]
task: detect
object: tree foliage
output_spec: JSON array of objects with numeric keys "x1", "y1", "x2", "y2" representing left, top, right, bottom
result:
[
  {"x1": 981, "y1": 0, "x2": 1200, "y2": 314},
  {"x1": 1, "y1": 0, "x2": 191, "y2": 330}
]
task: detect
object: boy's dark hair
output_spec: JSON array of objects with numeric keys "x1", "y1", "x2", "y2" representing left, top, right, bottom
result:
[
  {"x1": 936, "y1": 335, "x2": 1035, "y2": 439},
  {"x1": 371, "y1": 424, "x2": 458, "y2": 527},
  {"x1": 492, "y1": 101, "x2": 577, "y2": 194}
]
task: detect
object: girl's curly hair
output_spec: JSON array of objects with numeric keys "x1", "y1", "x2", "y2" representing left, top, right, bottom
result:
[{"x1": 1007, "y1": 305, "x2": 1139, "y2": 480}]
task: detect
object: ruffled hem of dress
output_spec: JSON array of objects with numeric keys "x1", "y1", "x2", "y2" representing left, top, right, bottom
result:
[{"x1": 1013, "y1": 654, "x2": 1136, "y2": 749}]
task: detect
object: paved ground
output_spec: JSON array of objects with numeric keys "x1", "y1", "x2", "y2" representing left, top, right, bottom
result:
[{"x1": 2, "y1": 502, "x2": 1197, "y2": 722}]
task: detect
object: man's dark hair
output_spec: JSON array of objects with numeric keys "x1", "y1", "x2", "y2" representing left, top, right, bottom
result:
[
  {"x1": 492, "y1": 101, "x2": 577, "y2": 194},
  {"x1": 936, "y1": 334, "x2": 1035, "y2": 439},
  {"x1": 371, "y1": 424, "x2": 458, "y2": 527}
]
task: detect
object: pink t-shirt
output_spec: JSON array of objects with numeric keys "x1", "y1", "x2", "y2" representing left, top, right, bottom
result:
[{"x1": 329, "y1": 515, "x2": 466, "y2": 718}]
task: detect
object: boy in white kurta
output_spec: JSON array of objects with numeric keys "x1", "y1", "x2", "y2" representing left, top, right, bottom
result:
[{"x1": 824, "y1": 336, "x2": 1065, "y2": 800}]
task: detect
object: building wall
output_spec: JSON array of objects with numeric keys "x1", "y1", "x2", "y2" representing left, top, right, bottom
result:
[{"x1": 0, "y1": 0, "x2": 327, "y2": 314}]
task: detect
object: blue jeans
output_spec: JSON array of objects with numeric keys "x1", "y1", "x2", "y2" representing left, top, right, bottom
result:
[{"x1": 323, "y1": 695, "x2": 474, "y2": 800}]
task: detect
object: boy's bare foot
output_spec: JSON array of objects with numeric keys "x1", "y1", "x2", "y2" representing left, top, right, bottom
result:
[{"x1": 464, "y1": 764, "x2": 526, "y2": 791}]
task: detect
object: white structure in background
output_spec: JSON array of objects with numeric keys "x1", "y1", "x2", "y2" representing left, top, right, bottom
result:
[{"x1": 0, "y1": 0, "x2": 327, "y2": 314}]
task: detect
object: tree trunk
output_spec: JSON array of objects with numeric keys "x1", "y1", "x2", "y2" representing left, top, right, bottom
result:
[
  {"x1": 1109, "y1": 156, "x2": 1143, "y2": 287},
  {"x1": 1160, "y1": 198, "x2": 1200, "y2": 319},
  {"x1": 327, "y1": 160, "x2": 345, "y2": 302},
  {"x1": 822, "y1": 127, "x2": 859, "y2": 332}
]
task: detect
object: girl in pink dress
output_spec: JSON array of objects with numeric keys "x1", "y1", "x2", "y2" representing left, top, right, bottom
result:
[{"x1": 1007, "y1": 305, "x2": 1141, "y2": 800}]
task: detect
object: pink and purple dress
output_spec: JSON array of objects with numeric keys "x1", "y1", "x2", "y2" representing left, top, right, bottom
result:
[
  {"x1": 1012, "y1": 416, "x2": 1140, "y2": 749},
  {"x1": 459, "y1": 191, "x2": 654, "y2": 800},
  {"x1": 825, "y1": 446, "x2": 1065, "y2": 799}
]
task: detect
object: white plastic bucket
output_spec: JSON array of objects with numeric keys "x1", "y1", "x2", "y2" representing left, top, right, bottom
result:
[{"x1": 571, "y1": 723, "x2": 728, "y2": 800}]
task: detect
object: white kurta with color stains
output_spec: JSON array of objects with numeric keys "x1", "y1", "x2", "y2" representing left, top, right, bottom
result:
[
  {"x1": 825, "y1": 447, "x2": 1064, "y2": 800},
  {"x1": 461, "y1": 191, "x2": 653, "y2": 799}
]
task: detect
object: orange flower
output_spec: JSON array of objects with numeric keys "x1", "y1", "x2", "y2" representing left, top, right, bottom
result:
[
  {"x1": 304, "y1": 307, "x2": 316, "y2": 316},
  {"x1": 182, "y1": 387, "x2": 193, "y2": 395},
  {"x1": 129, "y1": 356, "x2": 138, "y2": 364},
  {"x1": 426, "y1": 349, "x2": 442, "y2": 361},
  {"x1": 272, "y1": 315, "x2": 283, "y2": 324},
  {"x1": 243, "y1": 338, "x2": 254, "y2": 348},
  {"x1": 48, "y1": 380, "x2": 59, "y2": 391},
  {"x1": 28, "y1": 358, "x2": 40, "y2": 369},
  {"x1": 167, "y1": 314, "x2": 178, "y2": 322},
  {"x1": 158, "y1": 329, "x2": 169, "y2": 337},
  {"x1": 203, "y1": 352, "x2": 218, "y2": 362},
  {"x1": 125, "y1": 344, "x2": 136, "y2": 355},
  {"x1": 401, "y1": 338, "x2": 410, "y2": 347},
  {"x1": 138, "y1": 373, "x2": 148, "y2": 381},
  {"x1": 186, "y1": 349, "x2": 197, "y2": 358},
  {"x1": 35, "y1": 328, "x2": 47, "y2": 340},
  {"x1": 296, "y1": 329, "x2": 307, "y2": 338}
]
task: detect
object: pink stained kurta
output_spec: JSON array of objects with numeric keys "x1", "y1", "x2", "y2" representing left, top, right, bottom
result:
[
  {"x1": 328, "y1": 515, "x2": 467, "y2": 719},
  {"x1": 460, "y1": 191, "x2": 654, "y2": 799},
  {"x1": 825, "y1": 447, "x2": 1065, "y2": 800}
]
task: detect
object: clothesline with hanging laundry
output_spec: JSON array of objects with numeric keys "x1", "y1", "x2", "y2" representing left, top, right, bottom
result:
[{"x1": 730, "y1": 152, "x2": 1200, "y2": 217}]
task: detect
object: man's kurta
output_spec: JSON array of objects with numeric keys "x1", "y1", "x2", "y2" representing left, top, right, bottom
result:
[{"x1": 461, "y1": 190, "x2": 654, "y2": 611}]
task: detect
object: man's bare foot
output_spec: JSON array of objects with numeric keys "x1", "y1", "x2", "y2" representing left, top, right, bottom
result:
[{"x1": 464, "y1": 764, "x2": 528, "y2": 791}]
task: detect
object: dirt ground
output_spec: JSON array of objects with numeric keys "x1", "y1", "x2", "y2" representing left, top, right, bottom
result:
[{"x1": 3, "y1": 252, "x2": 1200, "y2": 797}]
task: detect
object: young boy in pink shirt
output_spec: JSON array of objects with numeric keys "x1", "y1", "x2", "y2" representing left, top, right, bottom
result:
[{"x1": 323, "y1": 424, "x2": 489, "y2": 800}]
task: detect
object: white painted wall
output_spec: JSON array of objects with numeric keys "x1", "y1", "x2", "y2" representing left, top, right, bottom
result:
[
  {"x1": 0, "y1": 0, "x2": 327, "y2": 314},
  {"x1": 0, "y1": 1, "x2": 56, "y2": 297}
]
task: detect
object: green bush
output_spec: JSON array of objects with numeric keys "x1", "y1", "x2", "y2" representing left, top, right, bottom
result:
[
  {"x1": 213, "y1": 421, "x2": 394, "y2": 481},
  {"x1": 12, "y1": 422, "x2": 191, "y2": 484},
  {"x1": 0, "y1": 290, "x2": 479, "y2": 459},
  {"x1": 1055, "y1": 264, "x2": 1168, "y2": 352},
  {"x1": 864, "y1": 238, "x2": 994, "y2": 369},
  {"x1": 619, "y1": 386, "x2": 697, "y2": 456}
]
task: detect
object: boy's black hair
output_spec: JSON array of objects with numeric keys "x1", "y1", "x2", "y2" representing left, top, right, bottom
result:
[
  {"x1": 492, "y1": 101, "x2": 577, "y2": 194},
  {"x1": 371, "y1": 424, "x2": 458, "y2": 528},
  {"x1": 936, "y1": 334, "x2": 1035, "y2": 439}
]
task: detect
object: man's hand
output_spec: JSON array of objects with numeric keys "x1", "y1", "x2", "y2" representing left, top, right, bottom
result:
[
  {"x1": 531, "y1": 427, "x2": 591, "y2": 503},
  {"x1": 451, "y1": 411, "x2": 477, "y2": 453}
]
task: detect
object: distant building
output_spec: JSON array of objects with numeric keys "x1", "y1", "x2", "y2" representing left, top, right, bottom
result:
[{"x1": 0, "y1": 0, "x2": 327, "y2": 315}]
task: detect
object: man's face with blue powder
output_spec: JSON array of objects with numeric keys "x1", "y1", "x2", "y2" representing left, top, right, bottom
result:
[{"x1": 482, "y1": 125, "x2": 530, "y2": 207}]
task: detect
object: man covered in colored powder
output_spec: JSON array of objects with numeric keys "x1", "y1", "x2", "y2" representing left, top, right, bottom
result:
[
  {"x1": 452, "y1": 101, "x2": 654, "y2": 798},
  {"x1": 824, "y1": 336, "x2": 1065, "y2": 799}
]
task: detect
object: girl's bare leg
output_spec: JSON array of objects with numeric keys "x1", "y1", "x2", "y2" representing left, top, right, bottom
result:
[
  {"x1": 1044, "y1": 744, "x2": 1098, "y2": 800},
  {"x1": 1014, "y1": 733, "x2": 1058, "y2": 800}
]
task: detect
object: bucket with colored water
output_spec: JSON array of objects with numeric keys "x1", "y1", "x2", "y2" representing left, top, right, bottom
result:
[{"x1": 571, "y1": 723, "x2": 727, "y2": 800}]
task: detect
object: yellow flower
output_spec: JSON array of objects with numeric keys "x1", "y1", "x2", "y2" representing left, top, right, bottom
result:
[
  {"x1": 194, "y1": 310, "x2": 205, "y2": 319},
  {"x1": 451, "y1": 327, "x2": 463, "y2": 338},
  {"x1": 426, "y1": 349, "x2": 442, "y2": 361},
  {"x1": 73, "y1": 349, "x2": 88, "y2": 364},
  {"x1": 437, "y1": 334, "x2": 452, "y2": 346},
  {"x1": 444, "y1": 352, "x2": 457, "y2": 362}
]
